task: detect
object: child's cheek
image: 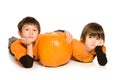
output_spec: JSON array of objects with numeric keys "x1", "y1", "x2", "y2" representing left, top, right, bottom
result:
[
  {"x1": 96, "y1": 41, "x2": 100, "y2": 46},
  {"x1": 96, "y1": 40, "x2": 103, "y2": 46}
]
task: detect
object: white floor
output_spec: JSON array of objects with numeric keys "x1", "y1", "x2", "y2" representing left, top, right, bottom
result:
[
  {"x1": 0, "y1": 0, "x2": 120, "y2": 80},
  {"x1": 0, "y1": 50, "x2": 118, "y2": 80}
]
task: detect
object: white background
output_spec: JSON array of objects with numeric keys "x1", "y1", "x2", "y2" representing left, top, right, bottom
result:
[{"x1": 0, "y1": 0, "x2": 120, "y2": 80}]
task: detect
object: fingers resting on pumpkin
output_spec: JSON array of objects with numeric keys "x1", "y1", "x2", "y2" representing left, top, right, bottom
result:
[{"x1": 64, "y1": 30, "x2": 73, "y2": 43}]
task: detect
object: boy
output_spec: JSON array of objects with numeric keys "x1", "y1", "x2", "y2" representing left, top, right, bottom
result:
[
  {"x1": 8, "y1": 16, "x2": 72, "y2": 68},
  {"x1": 9, "y1": 16, "x2": 41, "y2": 68}
]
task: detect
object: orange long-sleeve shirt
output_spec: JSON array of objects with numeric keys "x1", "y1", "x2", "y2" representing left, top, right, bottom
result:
[
  {"x1": 10, "y1": 35, "x2": 41, "y2": 60},
  {"x1": 72, "y1": 39, "x2": 106, "y2": 62}
]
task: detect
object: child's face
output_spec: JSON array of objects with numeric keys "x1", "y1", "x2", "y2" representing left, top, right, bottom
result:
[
  {"x1": 84, "y1": 34, "x2": 101, "y2": 51},
  {"x1": 19, "y1": 24, "x2": 39, "y2": 43}
]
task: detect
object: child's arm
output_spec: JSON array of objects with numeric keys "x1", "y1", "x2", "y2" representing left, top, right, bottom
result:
[
  {"x1": 19, "y1": 54, "x2": 34, "y2": 68},
  {"x1": 54, "y1": 30, "x2": 72, "y2": 43},
  {"x1": 54, "y1": 29, "x2": 65, "y2": 32},
  {"x1": 9, "y1": 37, "x2": 34, "y2": 68},
  {"x1": 95, "y1": 46, "x2": 107, "y2": 66},
  {"x1": 19, "y1": 38, "x2": 34, "y2": 68}
]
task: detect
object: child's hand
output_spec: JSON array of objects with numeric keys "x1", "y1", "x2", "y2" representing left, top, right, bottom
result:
[
  {"x1": 21, "y1": 38, "x2": 32, "y2": 45},
  {"x1": 64, "y1": 31, "x2": 73, "y2": 43}
]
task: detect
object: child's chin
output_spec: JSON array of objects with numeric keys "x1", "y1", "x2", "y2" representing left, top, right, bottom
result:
[
  {"x1": 90, "y1": 47, "x2": 95, "y2": 50},
  {"x1": 29, "y1": 40, "x2": 35, "y2": 43}
]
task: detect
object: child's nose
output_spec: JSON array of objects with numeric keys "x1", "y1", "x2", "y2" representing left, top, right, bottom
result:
[
  {"x1": 92, "y1": 39, "x2": 96, "y2": 43},
  {"x1": 29, "y1": 31, "x2": 33, "y2": 35}
]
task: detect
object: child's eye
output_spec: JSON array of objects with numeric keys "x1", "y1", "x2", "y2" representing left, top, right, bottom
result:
[
  {"x1": 89, "y1": 36, "x2": 92, "y2": 38},
  {"x1": 25, "y1": 29, "x2": 29, "y2": 31},
  {"x1": 97, "y1": 38, "x2": 99, "y2": 40},
  {"x1": 96, "y1": 37, "x2": 100, "y2": 40},
  {"x1": 33, "y1": 29, "x2": 37, "y2": 31}
]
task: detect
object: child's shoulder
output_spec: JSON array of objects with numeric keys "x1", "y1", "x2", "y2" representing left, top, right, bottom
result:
[{"x1": 72, "y1": 39, "x2": 83, "y2": 44}]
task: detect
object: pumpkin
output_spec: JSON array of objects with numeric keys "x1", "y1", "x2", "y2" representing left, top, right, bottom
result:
[{"x1": 38, "y1": 32, "x2": 72, "y2": 67}]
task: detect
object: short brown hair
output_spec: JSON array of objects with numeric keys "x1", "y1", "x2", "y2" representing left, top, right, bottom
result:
[
  {"x1": 18, "y1": 16, "x2": 40, "y2": 33},
  {"x1": 80, "y1": 22, "x2": 105, "y2": 42}
]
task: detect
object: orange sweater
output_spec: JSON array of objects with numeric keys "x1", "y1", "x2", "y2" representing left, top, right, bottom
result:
[
  {"x1": 72, "y1": 39, "x2": 106, "y2": 62},
  {"x1": 10, "y1": 35, "x2": 41, "y2": 60}
]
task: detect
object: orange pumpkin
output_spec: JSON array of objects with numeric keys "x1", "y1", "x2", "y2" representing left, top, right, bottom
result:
[{"x1": 38, "y1": 32, "x2": 72, "y2": 67}]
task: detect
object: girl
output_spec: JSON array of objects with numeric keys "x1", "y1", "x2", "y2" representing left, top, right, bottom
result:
[{"x1": 72, "y1": 22, "x2": 107, "y2": 66}]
